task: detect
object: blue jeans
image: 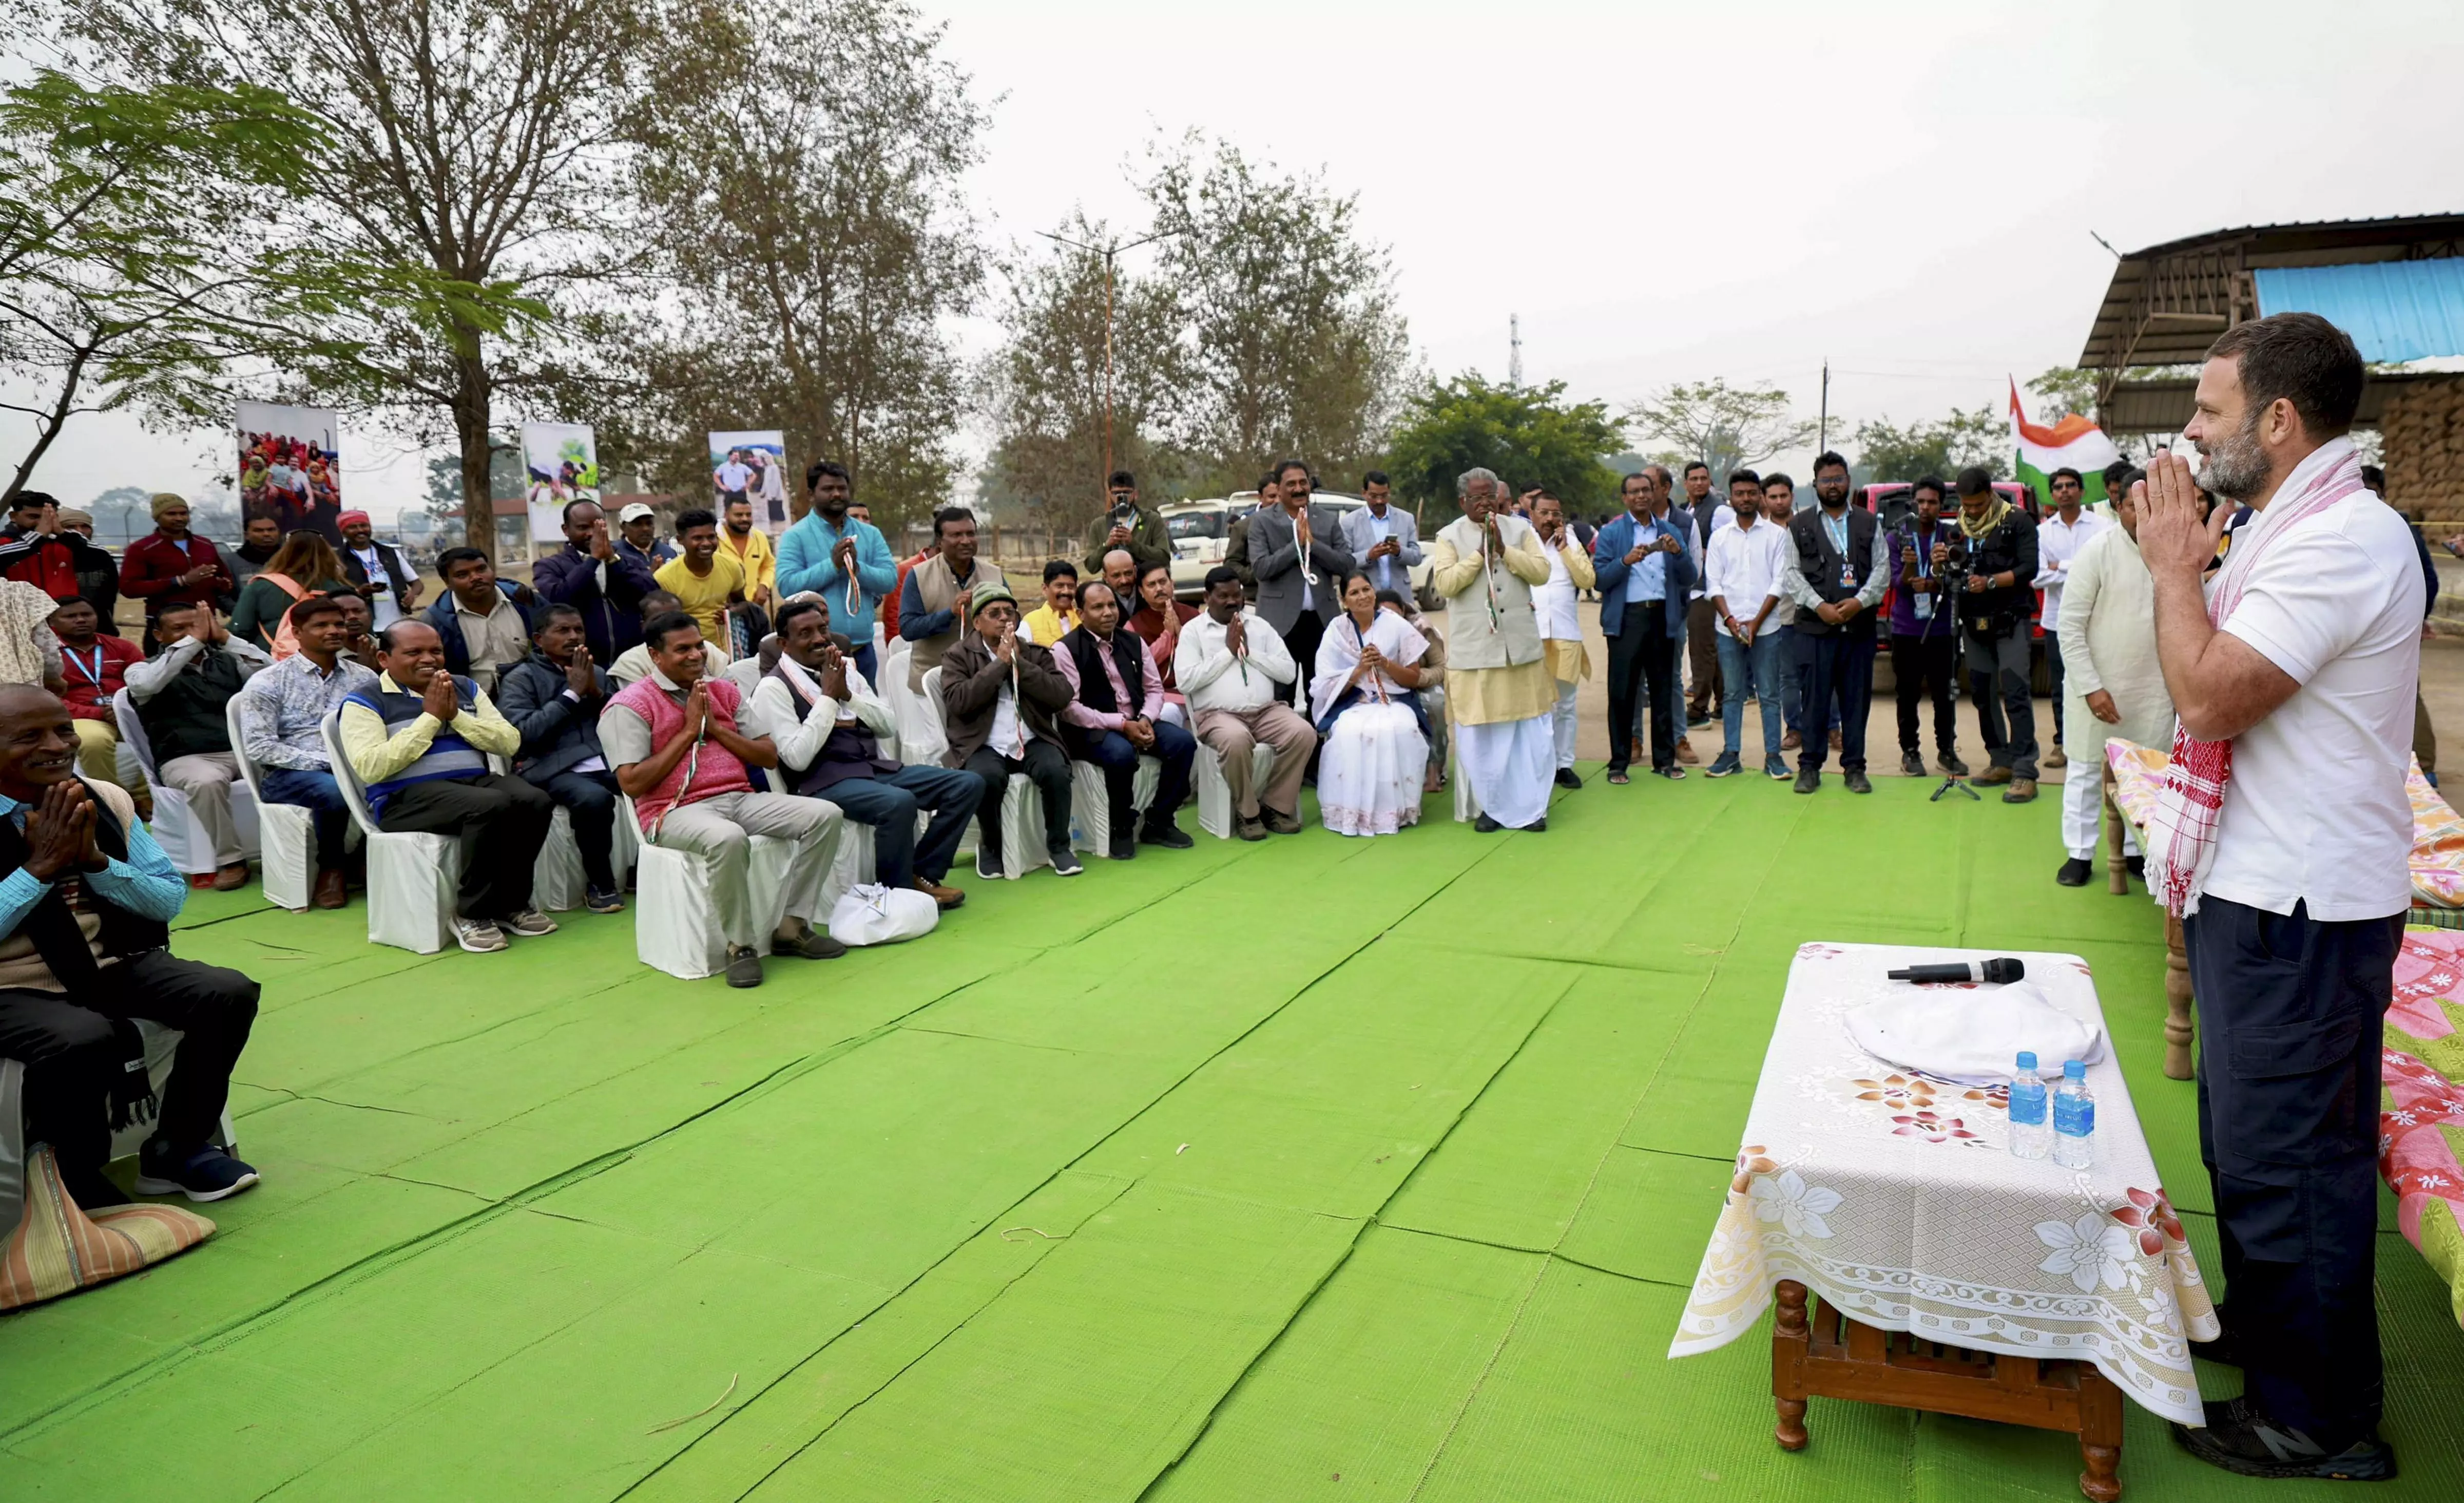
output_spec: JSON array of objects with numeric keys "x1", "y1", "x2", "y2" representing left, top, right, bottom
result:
[
  {"x1": 1715, "y1": 630, "x2": 1784, "y2": 765},
  {"x1": 818, "y1": 764, "x2": 985, "y2": 886},
  {"x1": 1077, "y1": 719, "x2": 1196, "y2": 835},
  {"x1": 258, "y1": 767, "x2": 350, "y2": 867}
]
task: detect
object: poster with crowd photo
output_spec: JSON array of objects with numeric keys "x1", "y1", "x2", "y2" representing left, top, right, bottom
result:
[
  {"x1": 708, "y1": 430, "x2": 788, "y2": 529},
  {"x1": 237, "y1": 401, "x2": 346, "y2": 545},
  {"x1": 522, "y1": 422, "x2": 600, "y2": 544}
]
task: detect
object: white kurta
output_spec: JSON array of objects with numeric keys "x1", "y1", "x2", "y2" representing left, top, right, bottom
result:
[{"x1": 2056, "y1": 525, "x2": 2173, "y2": 859}]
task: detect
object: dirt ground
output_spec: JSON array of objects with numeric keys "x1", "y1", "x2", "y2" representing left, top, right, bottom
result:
[{"x1": 1562, "y1": 619, "x2": 2464, "y2": 785}]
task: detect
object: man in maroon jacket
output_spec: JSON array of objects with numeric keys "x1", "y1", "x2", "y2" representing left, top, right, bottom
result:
[{"x1": 118, "y1": 493, "x2": 233, "y2": 623}]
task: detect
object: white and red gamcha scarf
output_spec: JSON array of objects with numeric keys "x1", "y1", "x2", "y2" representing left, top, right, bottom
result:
[{"x1": 2145, "y1": 437, "x2": 2366, "y2": 918}]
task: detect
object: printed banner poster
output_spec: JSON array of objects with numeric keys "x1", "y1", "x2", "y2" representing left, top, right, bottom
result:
[
  {"x1": 237, "y1": 401, "x2": 345, "y2": 545},
  {"x1": 523, "y1": 422, "x2": 600, "y2": 543},
  {"x1": 708, "y1": 429, "x2": 788, "y2": 530}
]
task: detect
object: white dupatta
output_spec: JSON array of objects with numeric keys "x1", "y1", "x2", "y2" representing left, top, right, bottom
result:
[{"x1": 1308, "y1": 607, "x2": 1428, "y2": 726}]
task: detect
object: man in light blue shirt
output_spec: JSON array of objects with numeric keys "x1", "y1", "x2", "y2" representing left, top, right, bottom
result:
[
  {"x1": 0, "y1": 685, "x2": 261, "y2": 1208},
  {"x1": 775, "y1": 460, "x2": 897, "y2": 682}
]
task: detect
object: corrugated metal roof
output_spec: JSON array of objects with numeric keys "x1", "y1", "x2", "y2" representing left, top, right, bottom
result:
[{"x1": 2254, "y1": 258, "x2": 2464, "y2": 362}]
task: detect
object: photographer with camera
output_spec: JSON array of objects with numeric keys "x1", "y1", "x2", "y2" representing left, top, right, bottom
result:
[
  {"x1": 1080, "y1": 471, "x2": 1170, "y2": 577},
  {"x1": 1950, "y1": 467, "x2": 2041, "y2": 803},
  {"x1": 1886, "y1": 478, "x2": 1968, "y2": 778}
]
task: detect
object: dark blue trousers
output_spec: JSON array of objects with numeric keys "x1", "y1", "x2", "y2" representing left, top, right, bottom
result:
[
  {"x1": 1079, "y1": 720, "x2": 1196, "y2": 836},
  {"x1": 1794, "y1": 628, "x2": 1872, "y2": 773},
  {"x1": 2184, "y1": 895, "x2": 2403, "y2": 1447},
  {"x1": 820, "y1": 765, "x2": 985, "y2": 886}
]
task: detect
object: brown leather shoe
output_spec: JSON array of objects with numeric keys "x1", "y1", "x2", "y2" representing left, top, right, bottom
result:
[
  {"x1": 2002, "y1": 777, "x2": 2039, "y2": 804},
  {"x1": 915, "y1": 879, "x2": 965, "y2": 911},
  {"x1": 213, "y1": 863, "x2": 249, "y2": 891},
  {"x1": 312, "y1": 868, "x2": 348, "y2": 909},
  {"x1": 1971, "y1": 765, "x2": 2014, "y2": 786},
  {"x1": 1674, "y1": 737, "x2": 1700, "y2": 765},
  {"x1": 2043, "y1": 744, "x2": 2069, "y2": 769},
  {"x1": 1781, "y1": 729, "x2": 1802, "y2": 751}
]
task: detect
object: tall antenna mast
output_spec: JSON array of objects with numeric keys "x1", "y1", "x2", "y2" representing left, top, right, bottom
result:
[{"x1": 1508, "y1": 313, "x2": 1523, "y2": 391}]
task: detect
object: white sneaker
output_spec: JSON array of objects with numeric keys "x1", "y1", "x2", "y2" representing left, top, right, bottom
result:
[
  {"x1": 453, "y1": 917, "x2": 508, "y2": 953},
  {"x1": 504, "y1": 908, "x2": 559, "y2": 937}
]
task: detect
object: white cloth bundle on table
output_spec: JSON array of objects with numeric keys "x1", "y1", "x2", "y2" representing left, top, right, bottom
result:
[{"x1": 1845, "y1": 980, "x2": 2105, "y2": 1087}]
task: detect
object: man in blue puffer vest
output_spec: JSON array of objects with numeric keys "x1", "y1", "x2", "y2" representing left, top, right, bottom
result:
[{"x1": 338, "y1": 620, "x2": 557, "y2": 955}]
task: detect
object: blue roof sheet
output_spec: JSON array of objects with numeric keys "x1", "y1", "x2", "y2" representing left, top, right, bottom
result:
[{"x1": 2254, "y1": 258, "x2": 2464, "y2": 363}]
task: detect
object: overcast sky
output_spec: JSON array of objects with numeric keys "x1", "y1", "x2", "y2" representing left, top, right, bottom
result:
[{"x1": 10, "y1": 0, "x2": 2459, "y2": 522}]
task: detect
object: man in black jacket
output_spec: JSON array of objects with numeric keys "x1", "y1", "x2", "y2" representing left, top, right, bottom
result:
[
  {"x1": 533, "y1": 499, "x2": 657, "y2": 665},
  {"x1": 1781, "y1": 453, "x2": 1892, "y2": 794},
  {"x1": 493, "y1": 604, "x2": 623, "y2": 914},
  {"x1": 1949, "y1": 466, "x2": 2042, "y2": 803}
]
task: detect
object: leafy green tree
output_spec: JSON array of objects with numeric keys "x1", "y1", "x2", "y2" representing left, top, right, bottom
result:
[
  {"x1": 2025, "y1": 366, "x2": 2099, "y2": 424},
  {"x1": 981, "y1": 212, "x2": 1191, "y2": 528},
  {"x1": 628, "y1": 0, "x2": 987, "y2": 529},
  {"x1": 72, "y1": 0, "x2": 656, "y2": 546},
  {"x1": 0, "y1": 70, "x2": 452, "y2": 503},
  {"x1": 1141, "y1": 136, "x2": 1411, "y2": 496},
  {"x1": 1384, "y1": 374, "x2": 1623, "y2": 521},
  {"x1": 1850, "y1": 406, "x2": 2006, "y2": 484},
  {"x1": 1626, "y1": 378, "x2": 1817, "y2": 483}
]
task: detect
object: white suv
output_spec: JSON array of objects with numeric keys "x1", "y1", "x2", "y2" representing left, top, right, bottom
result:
[{"x1": 1165, "y1": 491, "x2": 1436, "y2": 605}]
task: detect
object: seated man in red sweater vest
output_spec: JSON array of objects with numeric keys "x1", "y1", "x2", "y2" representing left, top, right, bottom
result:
[{"x1": 601, "y1": 611, "x2": 846, "y2": 987}]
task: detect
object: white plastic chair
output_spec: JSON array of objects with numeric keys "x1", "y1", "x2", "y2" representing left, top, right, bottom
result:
[
  {"x1": 1068, "y1": 754, "x2": 1162, "y2": 855},
  {"x1": 618, "y1": 790, "x2": 800, "y2": 979},
  {"x1": 922, "y1": 666, "x2": 1049, "y2": 880},
  {"x1": 320, "y1": 712, "x2": 460, "y2": 954},
  {"x1": 114, "y1": 689, "x2": 260, "y2": 877},
  {"x1": 1193, "y1": 739, "x2": 1278, "y2": 839},
  {"x1": 224, "y1": 695, "x2": 312, "y2": 910}
]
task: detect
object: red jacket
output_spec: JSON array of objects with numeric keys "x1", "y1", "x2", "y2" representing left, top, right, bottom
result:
[
  {"x1": 0, "y1": 531, "x2": 79, "y2": 599},
  {"x1": 56, "y1": 633, "x2": 142, "y2": 720},
  {"x1": 119, "y1": 531, "x2": 232, "y2": 615}
]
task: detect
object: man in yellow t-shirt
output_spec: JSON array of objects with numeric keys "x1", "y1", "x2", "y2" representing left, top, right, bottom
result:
[
  {"x1": 720, "y1": 496, "x2": 777, "y2": 605},
  {"x1": 653, "y1": 507, "x2": 747, "y2": 661},
  {"x1": 1019, "y1": 558, "x2": 1081, "y2": 645}
]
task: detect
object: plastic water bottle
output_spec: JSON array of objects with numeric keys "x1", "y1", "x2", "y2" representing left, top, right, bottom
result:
[
  {"x1": 2008, "y1": 1052, "x2": 2051, "y2": 1160},
  {"x1": 2052, "y1": 1059, "x2": 2096, "y2": 1169}
]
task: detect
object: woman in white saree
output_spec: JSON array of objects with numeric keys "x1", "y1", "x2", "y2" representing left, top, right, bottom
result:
[{"x1": 1310, "y1": 571, "x2": 1431, "y2": 836}]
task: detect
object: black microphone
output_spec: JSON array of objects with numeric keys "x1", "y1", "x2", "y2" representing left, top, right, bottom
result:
[{"x1": 1887, "y1": 958, "x2": 2025, "y2": 985}]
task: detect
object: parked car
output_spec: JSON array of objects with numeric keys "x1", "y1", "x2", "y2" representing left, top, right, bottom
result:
[{"x1": 1166, "y1": 491, "x2": 1437, "y2": 606}]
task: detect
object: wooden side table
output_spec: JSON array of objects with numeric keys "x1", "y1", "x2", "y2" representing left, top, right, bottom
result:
[{"x1": 1772, "y1": 1280, "x2": 2125, "y2": 1501}]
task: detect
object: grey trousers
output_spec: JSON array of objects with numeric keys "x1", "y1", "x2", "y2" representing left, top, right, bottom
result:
[
  {"x1": 648, "y1": 791, "x2": 842, "y2": 949},
  {"x1": 160, "y1": 751, "x2": 247, "y2": 867}
]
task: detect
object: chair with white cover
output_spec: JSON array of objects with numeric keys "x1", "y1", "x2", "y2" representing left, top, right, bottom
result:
[
  {"x1": 113, "y1": 689, "x2": 259, "y2": 878},
  {"x1": 618, "y1": 790, "x2": 799, "y2": 979},
  {"x1": 921, "y1": 665, "x2": 1048, "y2": 879},
  {"x1": 1192, "y1": 739, "x2": 1277, "y2": 839},
  {"x1": 1067, "y1": 753, "x2": 1161, "y2": 856},
  {"x1": 225, "y1": 696, "x2": 307, "y2": 909},
  {"x1": 319, "y1": 712, "x2": 460, "y2": 954}
]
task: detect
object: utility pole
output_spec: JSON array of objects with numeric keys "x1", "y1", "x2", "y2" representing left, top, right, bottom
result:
[
  {"x1": 1819, "y1": 358, "x2": 1831, "y2": 453},
  {"x1": 1509, "y1": 313, "x2": 1523, "y2": 392},
  {"x1": 1037, "y1": 227, "x2": 1180, "y2": 499}
]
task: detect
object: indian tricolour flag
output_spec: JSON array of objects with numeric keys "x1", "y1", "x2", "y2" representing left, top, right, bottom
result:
[{"x1": 2010, "y1": 379, "x2": 2122, "y2": 508}]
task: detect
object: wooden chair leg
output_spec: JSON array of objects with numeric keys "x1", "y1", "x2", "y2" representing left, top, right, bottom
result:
[
  {"x1": 2076, "y1": 1365, "x2": 2125, "y2": 1501},
  {"x1": 2102, "y1": 766, "x2": 2128, "y2": 895},
  {"x1": 2163, "y1": 909, "x2": 2194, "y2": 1081},
  {"x1": 1773, "y1": 1279, "x2": 1811, "y2": 1451}
]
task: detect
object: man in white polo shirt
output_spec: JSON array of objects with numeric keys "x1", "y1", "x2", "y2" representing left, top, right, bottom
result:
[
  {"x1": 1703, "y1": 469, "x2": 1793, "y2": 778},
  {"x1": 2137, "y1": 312, "x2": 2416, "y2": 1481}
]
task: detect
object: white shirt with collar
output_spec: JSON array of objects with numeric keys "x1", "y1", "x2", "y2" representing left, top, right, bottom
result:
[
  {"x1": 1532, "y1": 534, "x2": 1582, "y2": 642},
  {"x1": 2033, "y1": 508, "x2": 2110, "y2": 629},
  {"x1": 2202, "y1": 437, "x2": 2421, "y2": 921},
  {"x1": 1175, "y1": 607, "x2": 1296, "y2": 713},
  {"x1": 1703, "y1": 515, "x2": 1792, "y2": 637},
  {"x1": 747, "y1": 658, "x2": 896, "y2": 772}
]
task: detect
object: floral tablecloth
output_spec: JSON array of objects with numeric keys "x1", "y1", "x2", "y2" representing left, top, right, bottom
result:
[
  {"x1": 2382, "y1": 928, "x2": 2464, "y2": 1329},
  {"x1": 2105, "y1": 738, "x2": 2464, "y2": 910},
  {"x1": 1670, "y1": 943, "x2": 2220, "y2": 1425}
]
